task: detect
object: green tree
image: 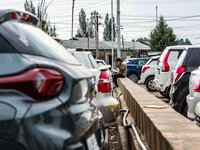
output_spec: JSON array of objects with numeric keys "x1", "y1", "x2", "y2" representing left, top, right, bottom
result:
[
  {"x1": 75, "y1": 8, "x2": 87, "y2": 37},
  {"x1": 103, "y1": 13, "x2": 116, "y2": 41},
  {"x1": 24, "y1": 0, "x2": 57, "y2": 37},
  {"x1": 185, "y1": 38, "x2": 192, "y2": 45},
  {"x1": 149, "y1": 16, "x2": 178, "y2": 51}
]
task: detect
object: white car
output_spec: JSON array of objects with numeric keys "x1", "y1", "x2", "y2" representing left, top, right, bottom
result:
[
  {"x1": 154, "y1": 45, "x2": 185, "y2": 98},
  {"x1": 141, "y1": 56, "x2": 159, "y2": 91},
  {"x1": 187, "y1": 67, "x2": 200, "y2": 119},
  {"x1": 70, "y1": 51, "x2": 118, "y2": 123}
]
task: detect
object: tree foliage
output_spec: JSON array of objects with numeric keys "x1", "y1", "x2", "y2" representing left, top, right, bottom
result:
[
  {"x1": 103, "y1": 13, "x2": 116, "y2": 41},
  {"x1": 24, "y1": 0, "x2": 57, "y2": 37},
  {"x1": 149, "y1": 16, "x2": 178, "y2": 51},
  {"x1": 136, "y1": 37, "x2": 148, "y2": 42},
  {"x1": 75, "y1": 8, "x2": 87, "y2": 37}
]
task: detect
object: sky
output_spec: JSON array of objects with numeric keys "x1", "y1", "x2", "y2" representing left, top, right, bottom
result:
[{"x1": 1, "y1": 0, "x2": 200, "y2": 44}]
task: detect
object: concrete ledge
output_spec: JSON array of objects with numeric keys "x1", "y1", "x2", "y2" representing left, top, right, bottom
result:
[{"x1": 118, "y1": 78, "x2": 200, "y2": 150}]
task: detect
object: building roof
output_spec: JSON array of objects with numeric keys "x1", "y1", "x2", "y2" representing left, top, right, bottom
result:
[{"x1": 62, "y1": 37, "x2": 150, "y2": 50}]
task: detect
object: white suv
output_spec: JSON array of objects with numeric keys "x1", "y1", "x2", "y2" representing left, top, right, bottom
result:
[
  {"x1": 154, "y1": 46, "x2": 185, "y2": 98},
  {"x1": 187, "y1": 66, "x2": 200, "y2": 119},
  {"x1": 141, "y1": 56, "x2": 160, "y2": 91}
]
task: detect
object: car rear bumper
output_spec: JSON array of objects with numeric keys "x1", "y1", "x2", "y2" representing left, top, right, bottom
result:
[
  {"x1": 94, "y1": 93, "x2": 119, "y2": 123},
  {"x1": 187, "y1": 92, "x2": 200, "y2": 119}
]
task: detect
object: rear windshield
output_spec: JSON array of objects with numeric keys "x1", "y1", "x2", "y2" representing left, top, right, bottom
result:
[
  {"x1": 185, "y1": 48, "x2": 200, "y2": 67},
  {"x1": 0, "y1": 21, "x2": 79, "y2": 65},
  {"x1": 88, "y1": 54, "x2": 98, "y2": 69}
]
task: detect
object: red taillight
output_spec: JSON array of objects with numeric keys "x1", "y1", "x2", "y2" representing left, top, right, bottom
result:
[
  {"x1": 99, "y1": 71, "x2": 109, "y2": 79},
  {"x1": 0, "y1": 68, "x2": 64, "y2": 100},
  {"x1": 194, "y1": 79, "x2": 200, "y2": 92},
  {"x1": 142, "y1": 66, "x2": 150, "y2": 73},
  {"x1": 162, "y1": 51, "x2": 170, "y2": 72},
  {"x1": 173, "y1": 66, "x2": 187, "y2": 84},
  {"x1": 97, "y1": 71, "x2": 111, "y2": 93},
  {"x1": 11, "y1": 12, "x2": 17, "y2": 19}
]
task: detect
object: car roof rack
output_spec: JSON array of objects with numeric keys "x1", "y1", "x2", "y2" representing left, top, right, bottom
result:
[{"x1": 0, "y1": 9, "x2": 40, "y2": 26}]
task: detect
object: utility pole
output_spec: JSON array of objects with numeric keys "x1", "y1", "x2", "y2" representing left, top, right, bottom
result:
[
  {"x1": 122, "y1": 35, "x2": 124, "y2": 50},
  {"x1": 156, "y1": 5, "x2": 158, "y2": 25},
  {"x1": 87, "y1": 19, "x2": 90, "y2": 51},
  {"x1": 111, "y1": 0, "x2": 114, "y2": 68},
  {"x1": 117, "y1": 0, "x2": 121, "y2": 58},
  {"x1": 91, "y1": 11, "x2": 101, "y2": 59},
  {"x1": 71, "y1": 0, "x2": 75, "y2": 43}
]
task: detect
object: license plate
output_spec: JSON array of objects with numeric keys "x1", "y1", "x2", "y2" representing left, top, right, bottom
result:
[{"x1": 86, "y1": 134, "x2": 99, "y2": 150}]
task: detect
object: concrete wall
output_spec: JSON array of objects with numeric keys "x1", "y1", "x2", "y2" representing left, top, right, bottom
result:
[{"x1": 117, "y1": 78, "x2": 200, "y2": 150}]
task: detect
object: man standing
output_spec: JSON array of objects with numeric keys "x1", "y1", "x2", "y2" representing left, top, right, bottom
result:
[{"x1": 113, "y1": 58, "x2": 127, "y2": 87}]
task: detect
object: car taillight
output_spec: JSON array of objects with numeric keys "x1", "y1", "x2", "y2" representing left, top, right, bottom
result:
[
  {"x1": 162, "y1": 51, "x2": 170, "y2": 72},
  {"x1": 142, "y1": 66, "x2": 150, "y2": 73},
  {"x1": 97, "y1": 71, "x2": 111, "y2": 93},
  {"x1": 0, "y1": 68, "x2": 64, "y2": 100},
  {"x1": 194, "y1": 80, "x2": 200, "y2": 92},
  {"x1": 173, "y1": 66, "x2": 187, "y2": 84}
]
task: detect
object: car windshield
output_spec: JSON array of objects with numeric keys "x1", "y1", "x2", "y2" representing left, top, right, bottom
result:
[{"x1": 0, "y1": 21, "x2": 80, "y2": 65}]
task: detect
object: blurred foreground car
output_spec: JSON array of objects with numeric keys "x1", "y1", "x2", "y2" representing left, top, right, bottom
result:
[
  {"x1": 126, "y1": 57, "x2": 150, "y2": 83},
  {"x1": 154, "y1": 46, "x2": 185, "y2": 99},
  {"x1": 141, "y1": 56, "x2": 159, "y2": 91},
  {"x1": 171, "y1": 45, "x2": 200, "y2": 116},
  {"x1": 187, "y1": 67, "x2": 200, "y2": 119},
  {"x1": 70, "y1": 51, "x2": 118, "y2": 123},
  {"x1": 0, "y1": 9, "x2": 104, "y2": 150}
]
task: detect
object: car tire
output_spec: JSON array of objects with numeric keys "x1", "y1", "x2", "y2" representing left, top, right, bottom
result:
[
  {"x1": 128, "y1": 73, "x2": 139, "y2": 83},
  {"x1": 159, "y1": 90, "x2": 170, "y2": 99},
  {"x1": 145, "y1": 76, "x2": 156, "y2": 91}
]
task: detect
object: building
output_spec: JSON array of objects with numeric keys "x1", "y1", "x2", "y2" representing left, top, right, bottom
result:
[{"x1": 62, "y1": 37, "x2": 151, "y2": 65}]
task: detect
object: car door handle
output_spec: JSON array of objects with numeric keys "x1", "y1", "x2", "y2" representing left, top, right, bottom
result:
[{"x1": 136, "y1": 67, "x2": 140, "y2": 68}]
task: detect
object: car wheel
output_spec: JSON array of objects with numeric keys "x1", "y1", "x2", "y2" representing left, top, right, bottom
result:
[
  {"x1": 145, "y1": 76, "x2": 156, "y2": 91},
  {"x1": 159, "y1": 90, "x2": 170, "y2": 99},
  {"x1": 128, "y1": 73, "x2": 139, "y2": 83}
]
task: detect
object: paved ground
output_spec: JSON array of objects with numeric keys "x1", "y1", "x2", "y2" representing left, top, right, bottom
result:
[{"x1": 137, "y1": 81, "x2": 170, "y2": 105}]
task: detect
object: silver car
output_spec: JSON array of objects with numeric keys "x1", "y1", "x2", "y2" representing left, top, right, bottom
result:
[{"x1": 187, "y1": 66, "x2": 200, "y2": 119}]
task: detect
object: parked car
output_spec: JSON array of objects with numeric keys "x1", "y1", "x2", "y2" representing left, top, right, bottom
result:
[
  {"x1": 71, "y1": 51, "x2": 118, "y2": 123},
  {"x1": 141, "y1": 56, "x2": 160, "y2": 91},
  {"x1": 186, "y1": 67, "x2": 200, "y2": 119},
  {"x1": 154, "y1": 45, "x2": 185, "y2": 99},
  {"x1": 194, "y1": 102, "x2": 200, "y2": 126},
  {"x1": 123, "y1": 58, "x2": 136, "y2": 64},
  {"x1": 171, "y1": 45, "x2": 200, "y2": 116},
  {"x1": 0, "y1": 9, "x2": 105, "y2": 150},
  {"x1": 126, "y1": 57, "x2": 150, "y2": 83},
  {"x1": 96, "y1": 59, "x2": 107, "y2": 67}
]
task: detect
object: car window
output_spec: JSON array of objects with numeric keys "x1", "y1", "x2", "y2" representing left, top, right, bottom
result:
[
  {"x1": 148, "y1": 60, "x2": 157, "y2": 65},
  {"x1": 168, "y1": 51, "x2": 179, "y2": 63},
  {"x1": 0, "y1": 21, "x2": 79, "y2": 65},
  {"x1": 88, "y1": 54, "x2": 99, "y2": 69},
  {"x1": 0, "y1": 35, "x2": 16, "y2": 53},
  {"x1": 132, "y1": 60, "x2": 138, "y2": 65},
  {"x1": 73, "y1": 53, "x2": 89, "y2": 67},
  {"x1": 138, "y1": 60, "x2": 146, "y2": 65},
  {"x1": 97, "y1": 62, "x2": 105, "y2": 67},
  {"x1": 186, "y1": 48, "x2": 200, "y2": 67}
]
